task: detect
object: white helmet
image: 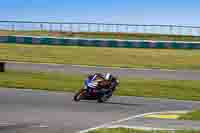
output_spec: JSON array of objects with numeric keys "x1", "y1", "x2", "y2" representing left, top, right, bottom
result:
[{"x1": 105, "y1": 73, "x2": 112, "y2": 80}]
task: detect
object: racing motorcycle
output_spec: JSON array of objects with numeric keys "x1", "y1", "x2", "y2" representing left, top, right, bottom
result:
[{"x1": 73, "y1": 74, "x2": 119, "y2": 103}]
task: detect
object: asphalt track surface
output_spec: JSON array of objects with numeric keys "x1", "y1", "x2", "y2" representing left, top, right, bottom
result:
[
  {"x1": 1, "y1": 62, "x2": 200, "y2": 133},
  {"x1": 0, "y1": 88, "x2": 200, "y2": 133},
  {"x1": 5, "y1": 62, "x2": 200, "y2": 80}
]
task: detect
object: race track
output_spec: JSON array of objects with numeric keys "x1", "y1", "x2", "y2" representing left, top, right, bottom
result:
[
  {"x1": 5, "y1": 62, "x2": 200, "y2": 80},
  {"x1": 1, "y1": 62, "x2": 200, "y2": 133},
  {"x1": 0, "y1": 88, "x2": 200, "y2": 133}
]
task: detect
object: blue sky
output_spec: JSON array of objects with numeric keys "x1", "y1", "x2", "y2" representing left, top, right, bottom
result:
[{"x1": 0, "y1": 0, "x2": 199, "y2": 26}]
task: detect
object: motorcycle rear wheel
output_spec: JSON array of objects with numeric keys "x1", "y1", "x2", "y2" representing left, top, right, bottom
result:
[
  {"x1": 97, "y1": 94, "x2": 109, "y2": 103},
  {"x1": 97, "y1": 89, "x2": 113, "y2": 103}
]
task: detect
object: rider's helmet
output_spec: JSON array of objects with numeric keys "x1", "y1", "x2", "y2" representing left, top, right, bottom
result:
[{"x1": 105, "y1": 73, "x2": 112, "y2": 81}]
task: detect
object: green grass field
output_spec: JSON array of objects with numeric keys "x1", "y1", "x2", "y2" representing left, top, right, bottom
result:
[
  {"x1": 87, "y1": 128, "x2": 200, "y2": 133},
  {"x1": 1, "y1": 30, "x2": 200, "y2": 42},
  {"x1": 1, "y1": 71, "x2": 200, "y2": 101},
  {"x1": 179, "y1": 110, "x2": 200, "y2": 120},
  {"x1": 1, "y1": 43, "x2": 200, "y2": 70}
]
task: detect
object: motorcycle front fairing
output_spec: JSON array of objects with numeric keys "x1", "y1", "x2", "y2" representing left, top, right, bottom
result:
[{"x1": 83, "y1": 79, "x2": 101, "y2": 97}]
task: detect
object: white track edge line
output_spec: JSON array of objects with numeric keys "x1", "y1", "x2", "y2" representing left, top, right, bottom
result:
[
  {"x1": 108, "y1": 125, "x2": 176, "y2": 131},
  {"x1": 78, "y1": 110, "x2": 190, "y2": 133}
]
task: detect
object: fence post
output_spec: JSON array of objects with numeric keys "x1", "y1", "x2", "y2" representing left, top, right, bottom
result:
[
  {"x1": 40, "y1": 24, "x2": 43, "y2": 31},
  {"x1": 135, "y1": 25, "x2": 138, "y2": 33},
  {"x1": 116, "y1": 25, "x2": 119, "y2": 33},
  {"x1": 126, "y1": 25, "x2": 129, "y2": 32},
  {"x1": 88, "y1": 24, "x2": 90, "y2": 32},
  {"x1": 198, "y1": 28, "x2": 200, "y2": 36},
  {"x1": 0, "y1": 62, "x2": 5, "y2": 72},
  {"x1": 11, "y1": 23, "x2": 15, "y2": 31},
  {"x1": 170, "y1": 25, "x2": 173, "y2": 35},
  {"x1": 49, "y1": 24, "x2": 53, "y2": 32},
  {"x1": 70, "y1": 24, "x2": 73, "y2": 32},
  {"x1": 178, "y1": 26, "x2": 182, "y2": 35},
  {"x1": 60, "y1": 24, "x2": 63, "y2": 32},
  {"x1": 78, "y1": 24, "x2": 80, "y2": 32},
  {"x1": 97, "y1": 24, "x2": 100, "y2": 32}
]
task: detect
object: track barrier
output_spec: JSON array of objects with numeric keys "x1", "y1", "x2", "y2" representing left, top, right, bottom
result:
[{"x1": 1, "y1": 36, "x2": 200, "y2": 49}]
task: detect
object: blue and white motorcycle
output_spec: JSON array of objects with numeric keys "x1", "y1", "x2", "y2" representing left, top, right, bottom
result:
[{"x1": 73, "y1": 75, "x2": 119, "y2": 103}]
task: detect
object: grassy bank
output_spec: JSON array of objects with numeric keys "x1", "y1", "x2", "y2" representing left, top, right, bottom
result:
[
  {"x1": 87, "y1": 128, "x2": 200, "y2": 133},
  {"x1": 1, "y1": 44, "x2": 200, "y2": 70},
  {"x1": 1, "y1": 30, "x2": 200, "y2": 42},
  {"x1": 179, "y1": 110, "x2": 200, "y2": 120},
  {"x1": 1, "y1": 71, "x2": 200, "y2": 101}
]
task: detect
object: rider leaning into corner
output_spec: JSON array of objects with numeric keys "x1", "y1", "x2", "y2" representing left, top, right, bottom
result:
[{"x1": 87, "y1": 73, "x2": 119, "y2": 97}]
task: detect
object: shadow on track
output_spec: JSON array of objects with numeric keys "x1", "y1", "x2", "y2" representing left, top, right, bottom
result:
[
  {"x1": 79, "y1": 100, "x2": 144, "y2": 107},
  {"x1": 0, "y1": 123, "x2": 41, "y2": 131},
  {"x1": 105, "y1": 101, "x2": 144, "y2": 106}
]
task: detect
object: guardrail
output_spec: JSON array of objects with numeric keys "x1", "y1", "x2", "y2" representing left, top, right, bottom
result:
[
  {"x1": 0, "y1": 21, "x2": 200, "y2": 36},
  {"x1": 1, "y1": 35, "x2": 200, "y2": 49}
]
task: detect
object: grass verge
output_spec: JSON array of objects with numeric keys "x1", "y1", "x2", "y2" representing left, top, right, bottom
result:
[
  {"x1": 87, "y1": 128, "x2": 200, "y2": 133},
  {"x1": 1, "y1": 30, "x2": 200, "y2": 42},
  {"x1": 1, "y1": 44, "x2": 200, "y2": 70},
  {"x1": 1, "y1": 71, "x2": 200, "y2": 101},
  {"x1": 179, "y1": 110, "x2": 200, "y2": 120}
]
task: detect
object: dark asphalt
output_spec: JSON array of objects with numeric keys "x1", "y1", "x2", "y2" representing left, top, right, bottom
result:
[
  {"x1": 0, "y1": 88, "x2": 200, "y2": 133},
  {"x1": 2, "y1": 62, "x2": 200, "y2": 132},
  {"x1": 5, "y1": 62, "x2": 200, "y2": 80}
]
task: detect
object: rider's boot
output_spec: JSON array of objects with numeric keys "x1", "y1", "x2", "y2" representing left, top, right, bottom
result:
[{"x1": 105, "y1": 89, "x2": 113, "y2": 98}]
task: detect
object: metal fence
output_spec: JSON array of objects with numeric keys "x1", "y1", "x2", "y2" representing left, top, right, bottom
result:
[{"x1": 0, "y1": 21, "x2": 200, "y2": 36}]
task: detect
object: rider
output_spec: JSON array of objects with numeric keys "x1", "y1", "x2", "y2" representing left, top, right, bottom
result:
[
  {"x1": 104, "y1": 73, "x2": 119, "y2": 91},
  {"x1": 87, "y1": 73, "x2": 119, "y2": 94},
  {"x1": 88, "y1": 73, "x2": 118, "y2": 88},
  {"x1": 88, "y1": 73, "x2": 104, "y2": 81},
  {"x1": 96, "y1": 73, "x2": 118, "y2": 98}
]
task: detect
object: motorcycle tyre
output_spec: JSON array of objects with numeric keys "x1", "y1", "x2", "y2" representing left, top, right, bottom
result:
[{"x1": 73, "y1": 89, "x2": 86, "y2": 102}]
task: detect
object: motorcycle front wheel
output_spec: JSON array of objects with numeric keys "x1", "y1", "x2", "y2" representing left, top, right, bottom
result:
[{"x1": 73, "y1": 89, "x2": 86, "y2": 102}]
